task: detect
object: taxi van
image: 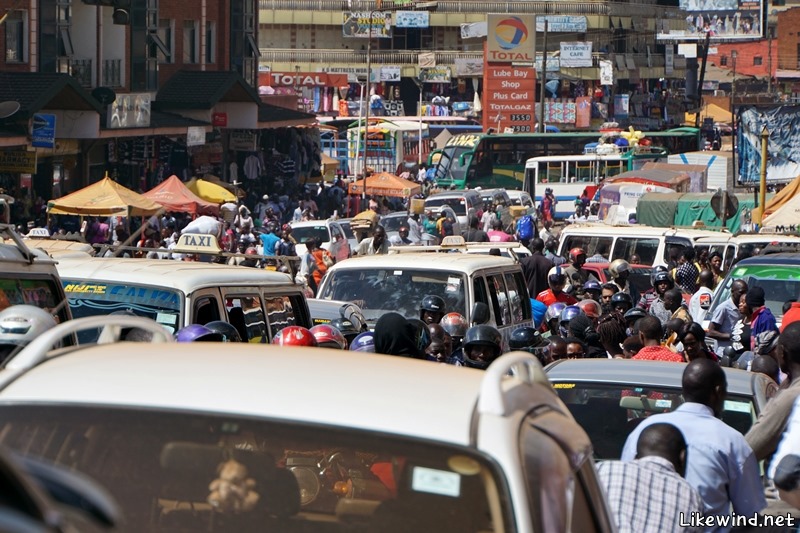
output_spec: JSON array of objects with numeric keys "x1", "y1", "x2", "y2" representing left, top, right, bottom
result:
[
  {"x1": 0, "y1": 224, "x2": 71, "y2": 323},
  {"x1": 0, "y1": 315, "x2": 616, "y2": 533},
  {"x1": 56, "y1": 253, "x2": 310, "y2": 343},
  {"x1": 316, "y1": 237, "x2": 533, "y2": 341},
  {"x1": 693, "y1": 232, "x2": 800, "y2": 271},
  {"x1": 557, "y1": 222, "x2": 728, "y2": 267}
]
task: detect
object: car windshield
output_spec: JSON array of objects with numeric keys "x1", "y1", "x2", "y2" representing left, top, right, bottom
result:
[
  {"x1": 63, "y1": 280, "x2": 182, "y2": 341},
  {"x1": 0, "y1": 278, "x2": 70, "y2": 323},
  {"x1": 553, "y1": 382, "x2": 756, "y2": 459},
  {"x1": 340, "y1": 222, "x2": 355, "y2": 240},
  {"x1": 381, "y1": 215, "x2": 407, "y2": 233},
  {"x1": 0, "y1": 405, "x2": 506, "y2": 533},
  {"x1": 713, "y1": 264, "x2": 800, "y2": 322},
  {"x1": 318, "y1": 269, "x2": 467, "y2": 322},
  {"x1": 292, "y1": 226, "x2": 330, "y2": 244},
  {"x1": 425, "y1": 198, "x2": 467, "y2": 216}
]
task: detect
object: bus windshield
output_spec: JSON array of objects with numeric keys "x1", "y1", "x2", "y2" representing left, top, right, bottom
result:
[{"x1": 434, "y1": 146, "x2": 473, "y2": 184}]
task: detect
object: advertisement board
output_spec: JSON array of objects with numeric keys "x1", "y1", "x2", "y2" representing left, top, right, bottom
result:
[
  {"x1": 657, "y1": 0, "x2": 762, "y2": 40},
  {"x1": 342, "y1": 12, "x2": 392, "y2": 38},
  {"x1": 536, "y1": 16, "x2": 587, "y2": 32},
  {"x1": 419, "y1": 66, "x2": 451, "y2": 83},
  {"x1": 259, "y1": 72, "x2": 349, "y2": 87},
  {"x1": 0, "y1": 151, "x2": 36, "y2": 173},
  {"x1": 107, "y1": 93, "x2": 151, "y2": 129},
  {"x1": 483, "y1": 65, "x2": 537, "y2": 133},
  {"x1": 395, "y1": 11, "x2": 429, "y2": 28},
  {"x1": 31, "y1": 113, "x2": 56, "y2": 149},
  {"x1": 560, "y1": 42, "x2": 593, "y2": 68},
  {"x1": 487, "y1": 14, "x2": 535, "y2": 63}
]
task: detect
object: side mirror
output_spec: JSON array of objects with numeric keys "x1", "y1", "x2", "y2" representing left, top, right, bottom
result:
[{"x1": 471, "y1": 302, "x2": 490, "y2": 325}]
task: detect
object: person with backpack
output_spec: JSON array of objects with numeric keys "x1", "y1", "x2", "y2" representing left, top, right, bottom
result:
[{"x1": 515, "y1": 212, "x2": 535, "y2": 248}]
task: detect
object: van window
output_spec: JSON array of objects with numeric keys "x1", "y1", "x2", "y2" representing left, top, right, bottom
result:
[
  {"x1": 724, "y1": 245, "x2": 736, "y2": 271},
  {"x1": 3, "y1": 278, "x2": 70, "y2": 324},
  {"x1": 612, "y1": 237, "x2": 659, "y2": 266},
  {"x1": 226, "y1": 295, "x2": 268, "y2": 343},
  {"x1": 265, "y1": 295, "x2": 301, "y2": 333},
  {"x1": 564, "y1": 236, "x2": 613, "y2": 261},
  {"x1": 473, "y1": 276, "x2": 489, "y2": 307},
  {"x1": 193, "y1": 296, "x2": 220, "y2": 325},
  {"x1": 508, "y1": 272, "x2": 532, "y2": 321},
  {"x1": 664, "y1": 238, "x2": 692, "y2": 265},
  {"x1": 503, "y1": 272, "x2": 526, "y2": 323},
  {"x1": 488, "y1": 274, "x2": 511, "y2": 327}
]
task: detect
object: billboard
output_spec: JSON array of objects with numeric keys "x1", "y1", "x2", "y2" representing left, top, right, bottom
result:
[
  {"x1": 342, "y1": 12, "x2": 393, "y2": 38},
  {"x1": 107, "y1": 93, "x2": 151, "y2": 129},
  {"x1": 738, "y1": 106, "x2": 800, "y2": 183},
  {"x1": 657, "y1": 0, "x2": 762, "y2": 40},
  {"x1": 483, "y1": 65, "x2": 537, "y2": 133},
  {"x1": 487, "y1": 14, "x2": 535, "y2": 63}
]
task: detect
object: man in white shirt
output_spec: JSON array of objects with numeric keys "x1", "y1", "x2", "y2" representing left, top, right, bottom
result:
[
  {"x1": 539, "y1": 219, "x2": 555, "y2": 242},
  {"x1": 689, "y1": 270, "x2": 715, "y2": 324}
]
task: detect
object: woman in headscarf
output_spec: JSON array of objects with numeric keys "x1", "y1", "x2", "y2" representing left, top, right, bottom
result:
[{"x1": 373, "y1": 313, "x2": 425, "y2": 359}]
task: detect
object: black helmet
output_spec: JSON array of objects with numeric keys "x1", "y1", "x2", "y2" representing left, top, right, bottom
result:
[
  {"x1": 330, "y1": 317, "x2": 360, "y2": 343},
  {"x1": 652, "y1": 270, "x2": 674, "y2": 289},
  {"x1": 610, "y1": 292, "x2": 633, "y2": 311},
  {"x1": 509, "y1": 327, "x2": 550, "y2": 365},
  {"x1": 420, "y1": 295, "x2": 446, "y2": 320},
  {"x1": 462, "y1": 325, "x2": 503, "y2": 370},
  {"x1": 623, "y1": 307, "x2": 647, "y2": 325},
  {"x1": 204, "y1": 320, "x2": 243, "y2": 342}
]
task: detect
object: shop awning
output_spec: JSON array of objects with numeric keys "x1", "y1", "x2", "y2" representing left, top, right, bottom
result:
[
  {"x1": 186, "y1": 178, "x2": 237, "y2": 204},
  {"x1": 48, "y1": 177, "x2": 163, "y2": 217},
  {"x1": 143, "y1": 175, "x2": 220, "y2": 216},
  {"x1": 154, "y1": 71, "x2": 261, "y2": 110},
  {"x1": 258, "y1": 102, "x2": 316, "y2": 128},
  {"x1": 98, "y1": 110, "x2": 211, "y2": 138},
  {"x1": 348, "y1": 172, "x2": 421, "y2": 197},
  {"x1": 0, "y1": 72, "x2": 102, "y2": 121}
]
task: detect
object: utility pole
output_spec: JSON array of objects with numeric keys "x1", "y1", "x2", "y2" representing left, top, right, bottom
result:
[
  {"x1": 538, "y1": 20, "x2": 548, "y2": 133},
  {"x1": 768, "y1": 28, "x2": 773, "y2": 94},
  {"x1": 732, "y1": 49, "x2": 737, "y2": 180}
]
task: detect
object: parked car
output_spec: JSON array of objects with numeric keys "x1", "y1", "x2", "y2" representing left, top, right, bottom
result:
[
  {"x1": 0, "y1": 316, "x2": 616, "y2": 533},
  {"x1": 290, "y1": 219, "x2": 352, "y2": 261},
  {"x1": 381, "y1": 207, "x2": 460, "y2": 243},
  {"x1": 424, "y1": 190, "x2": 482, "y2": 228},
  {"x1": 545, "y1": 358, "x2": 778, "y2": 459},
  {"x1": 506, "y1": 190, "x2": 534, "y2": 209}
]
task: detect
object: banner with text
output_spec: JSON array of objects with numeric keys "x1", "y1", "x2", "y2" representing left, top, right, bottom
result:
[
  {"x1": 559, "y1": 42, "x2": 593, "y2": 67},
  {"x1": 483, "y1": 65, "x2": 537, "y2": 133},
  {"x1": 395, "y1": 11, "x2": 429, "y2": 28},
  {"x1": 536, "y1": 16, "x2": 587, "y2": 32},
  {"x1": 259, "y1": 72, "x2": 349, "y2": 87},
  {"x1": 342, "y1": 12, "x2": 392, "y2": 38},
  {"x1": 419, "y1": 66, "x2": 452, "y2": 83},
  {"x1": 487, "y1": 14, "x2": 535, "y2": 63}
]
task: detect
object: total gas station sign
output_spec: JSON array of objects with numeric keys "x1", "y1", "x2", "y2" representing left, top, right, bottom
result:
[{"x1": 483, "y1": 65, "x2": 537, "y2": 133}]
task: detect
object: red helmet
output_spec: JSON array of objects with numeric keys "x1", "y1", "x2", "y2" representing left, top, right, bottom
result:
[
  {"x1": 577, "y1": 299, "x2": 602, "y2": 319},
  {"x1": 309, "y1": 324, "x2": 347, "y2": 350},
  {"x1": 440, "y1": 312, "x2": 468, "y2": 338},
  {"x1": 569, "y1": 247, "x2": 587, "y2": 263},
  {"x1": 272, "y1": 326, "x2": 318, "y2": 347},
  {"x1": 245, "y1": 247, "x2": 259, "y2": 256}
]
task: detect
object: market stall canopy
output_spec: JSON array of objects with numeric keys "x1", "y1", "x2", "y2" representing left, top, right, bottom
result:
[
  {"x1": 47, "y1": 177, "x2": 163, "y2": 217},
  {"x1": 186, "y1": 178, "x2": 237, "y2": 204},
  {"x1": 763, "y1": 174, "x2": 800, "y2": 227},
  {"x1": 637, "y1": 191, "x2": 770, "y2": 232},
  {"x1": 606, "y1": 168, "x2": 690, "y2": 189},
  {"x1": 201, "y1": 174, "x2": 245, "y2": 199},
  {"x1": 684, "y1": 103, "x2": 733, "y2": 126},
  {"x1": 348, "y1": 172, "x2": 421, "y2": 197},
  {"x1": 143, "y1": 175, "x2": 219, "y2": 216}
]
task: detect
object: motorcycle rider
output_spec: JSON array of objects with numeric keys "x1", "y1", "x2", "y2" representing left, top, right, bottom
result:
[
  {"x1": 563, "y1": 248, "x2": 596, "y2": 300},
  {"x1": 310, "y1": 324, "x2": 347, "y2": 350},
  {"x1": 509, "y1": 327, "x2": 550, "y2": 366},
  {"x1": 330, "y1": 317, "x2": 361, "y2": 348},
  {"x1": 609, "y1": 259, "x2": 634, "y2": 299},
  {"x1": 559, "y1": 305, "x2": 583, "y2": 337},
  {"x1": 419, "y1": 295, "x2": 447, "y2": 325},
  {"x1": 0, "y1": 305, "x2": 58, "y2": 363},
  {"x1": 610, "y1": 292, "x2": 634, "y2": 314},
  {"x1": 350, "y1": 331, "x2": 375, "y2": 353},
  {"x1": 440, "y1": 312, "x2": 468, "y2": 351},
  {"x1": 175, "y1": 324, "x2": 225, "y2": 343},
  {"x1": 536, "y1": 266, "x2": 578, "y2": 307},
  {"x1": 647, "y1": 271, "x2": 677, "y2": 325},
  {"x1": 637, "y1": 265, "x2": 670, "y2": 312},
  {"x1": 583, "y1": 279, "x2": 603, "y2": 302},
  {"x1": 204, "y1": 320, "x2": 243, "y2": 342},
  {"x1": 462, "y1": 324, "x2": 504, "y2": 370},
  {"x1": 543, "y1": 302, "x2": 567, "y2": 338},
  {"x1": 374, "y1": 312, "x2": 425, "y2": 359},
  {"x1": 272, "y1": 326, "x2": 318, "y2": 346}
]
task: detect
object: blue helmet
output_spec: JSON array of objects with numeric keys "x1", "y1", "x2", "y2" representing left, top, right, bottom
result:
[
  {"x1": 350, "y1": 331, "x2": 375, "y2": 353},
  {"x1": 583, "y1": 279, "x2": 602, "y2": 293},
  {"x1": 175, "y1": 324, "x2": 224, "y2": 343},
  {"x1": 559, "y1": 305, "x2": 583, "y2": 336},
  {"x1": 545, "y1": 302, "x2": 567, "y2": 323}
]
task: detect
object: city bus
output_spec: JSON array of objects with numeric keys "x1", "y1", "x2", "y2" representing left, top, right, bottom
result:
[{"x1": 428, "y1": 128, "x2": 702, "y2": 190}]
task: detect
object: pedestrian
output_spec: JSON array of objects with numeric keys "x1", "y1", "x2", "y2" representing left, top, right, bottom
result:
[
  {"x1": 356, "y1": 225, "x2": 389, "y2": 256},
  {"x1": 520, "y1": 238, "x2": 553, "y2": 299},
  {"x1": 597, "y1": 423, "x2": 704, "y2": 533},
  {"x1": 632, "y1": 316, "x2": 684, "y2": 362},
  {"x1": 745, "y1": 286, "x2": 778, "y2": 350},
  {"x1": 622, "y1": 360, "x2": 767, "y2": 526},
  {"x1": 688, "y1": 270, "x2": 715, "y2": 323},
  {"x1": 461, "y1": 215, "x2": 489, "y2": 242},
  {"x1": 707, "y1": 279, "x2": 747, "y2": 356},
  {"x1": 538, "y1": 219, "x2": 554, "y2": 242},
  {"x1": 487, "y1": 218, "x2": 513, "y2": 242}
]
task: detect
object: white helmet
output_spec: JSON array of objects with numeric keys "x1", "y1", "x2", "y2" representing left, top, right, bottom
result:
[
  {"x1": 609, "y1": 259, "x2": 630, "y2": 279},
  {"x1": 0, "y1": 305, "x2": 57, "y2": 362}
]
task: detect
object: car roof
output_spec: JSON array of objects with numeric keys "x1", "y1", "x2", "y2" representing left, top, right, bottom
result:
[
  {"x1": 734, "y1": 253, "x2": 800, "y2": 266},
  {"x1": 329, "y1": 252, "x2": 517, "y2": 272},
  {"x1": 290, "y1": 220, "x2": 336, "y2": 228},
  {"x1": 545, "y1": 358, "x2": 760, "y2": 397},
  {"x1": 0, "y1": 343, "x2": 484, "y2": 445},
  {"x1": 560, "y1": 223, "x2": 728, "y2": 239},
  {"x1": 581, "y1": 263, "x2": 652, "y2": 270},
  {"x1": 426, "y1": 190, "x2": 480, "y2": 199},
  {"x1": 56, "y1": 256, "x2": 296, "y2": 291}
]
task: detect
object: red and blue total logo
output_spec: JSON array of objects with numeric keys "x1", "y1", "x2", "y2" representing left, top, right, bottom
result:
[{"x1": 494, "y1": 17, "x2": 529, "y2": 50}]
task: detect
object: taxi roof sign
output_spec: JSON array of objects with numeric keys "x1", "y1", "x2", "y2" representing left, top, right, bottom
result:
[
  {"x1": 174, "y1": 234, "x2": 222, "y2": 254},
  {"x1": 440, "y1": 235, "x2": 467, "y2": 248}
]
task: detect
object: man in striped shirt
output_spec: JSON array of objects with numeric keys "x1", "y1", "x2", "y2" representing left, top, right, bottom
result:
[{"x1": 597, "y1": 423, "x2": 704, "y2": 533}]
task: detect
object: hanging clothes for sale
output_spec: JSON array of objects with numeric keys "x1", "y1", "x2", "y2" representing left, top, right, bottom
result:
[{"x1": 243, "y1": 153, "x2": 262, "y2": 181}]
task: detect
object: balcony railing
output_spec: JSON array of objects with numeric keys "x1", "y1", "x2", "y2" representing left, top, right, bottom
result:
[
  {"x1": 102, "y1": 59, "x2": 122, "y2": 87},
  {"x1": 258, "y1": 0, "x2": 683, "y2": 17},
  {"x1": 259, "y1": 48, "x2": 482, "y2": 65},
  {"x1": 70, "y1": 58, "x2": 93, "y2": 89}
]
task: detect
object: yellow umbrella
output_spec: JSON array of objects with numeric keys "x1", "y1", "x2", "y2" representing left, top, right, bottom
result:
[
  {"x1": 186, "y1": 178, "x2": 237, "y2": 204},
  {"x1": 48, "y1": 177, "x2": 163, "y2": 216}
]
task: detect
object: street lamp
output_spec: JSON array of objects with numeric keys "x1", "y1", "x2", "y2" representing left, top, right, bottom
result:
[{"x1": 731, "y1": 49, "x2": 737, "y2": 178}]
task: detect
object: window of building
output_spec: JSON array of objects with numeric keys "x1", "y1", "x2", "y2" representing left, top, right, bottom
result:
[
  {"x1": 4, "y1": 11, "x2": 26, "y2": 63},
  {"x1": 720, "y1": 55, "x2": 728, "y2": 66},
  {"x1": 774, "y1": 0, "x2": 786, "y2": 6},
  {"x1": 205, "y1": 21, "x2": 216, "y2": 63},
  {"x1": 156, "y1": 18, "x2": 174, "y2": 63},
  {"x1": 183, "y1": 20, "x2": 198, "y2": 63},
  {"x1": 754, "y1": 56, "x2": 763, "y2": 66}
]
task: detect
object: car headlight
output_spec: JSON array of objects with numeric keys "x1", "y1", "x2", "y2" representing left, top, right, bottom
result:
[{"x1": 289, "y1": 466, "x2": 321, "y2": 506}]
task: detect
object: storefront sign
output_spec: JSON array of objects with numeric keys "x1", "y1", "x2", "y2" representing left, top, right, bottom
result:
[
  {"x1": 229, "y1": 130, "x2": 256, "y2": 151},
  {"x1": 212, "y1": 113, "x2": 228, "y2": 127},
  {"x1": 455, "y1": 58, "x2": 483, "y2": 77},
  {"x1": 107, "y1": 93, "x2": 151, "y2": 129},
  {"x1": 419, "y1": 52, "x2": 436, "y2": 68},
  {"x1": 342, "y1": 11, "x2": 393, "y2": 38},
  {"x1": 395, "y1": 11, "x2": 429, "y2": 28},
  {"x1": 187, "y1": 126, "x2": 206, "y2": 147},
  {"x1": 559, "y1": 42, "x2": 593, "y2": 67},
  {"x1": 534, "y1": 53, "x2": 561, "y2": 72},
  {"x1": 536, "y1": 16, "x2": 587, "y2": 33},
  {"x1": 665, "y1": 45, "x2": 674, "y2": 75},
  {"x1": 371, "y1": 66, "x2": 401, "y2": 82},
  {"x1": 487, "y1": 14, "x2": 535, "y2": 63},
  {"x1": 460, "y1": 21, "x2": 487, "y2": 39},
  {"x1": 614, "y1": 94, "x2": 630, "y2": 119},
  {"x1": 658, "y1": 0, "x2": 762, "y2": 41},
  {"x1": 319, "y1": 66, "x2": 368, "y2": 83},
  {"x1": 419, "y1": 66, "x2": 451, "y2": 83},
  {"x1": 483, "y1": 66, "x2": 537, "y2": 133},
  {"x1": 0, "y1": 151, "x2": 36, "y2": 173},
  {"x1": 31, "y1": 113, "x2": 56, "y2": 149},
  {"x1": 600, "y1": 60, "x2": 614, "y2": 85},
  {"x1": 258, "y1": 72, "x2": 350, "y2": 87}
]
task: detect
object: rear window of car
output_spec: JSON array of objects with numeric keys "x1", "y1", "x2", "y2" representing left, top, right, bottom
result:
[
  {"x1": 425, "y1": 198, "x2": 467, "y2": 216},
  {"x1": 292, "y1": 226, "x2": 331, "y2": 244},
  {"x1": 0, "y1": 405, "x2": 509, "y2": 533},
  {"x1": 552, "y1": 382, "x2": 756, "y2": 459},
  {"x1": 714, "y1": 264, "x2": 800, "y2": 323}
]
